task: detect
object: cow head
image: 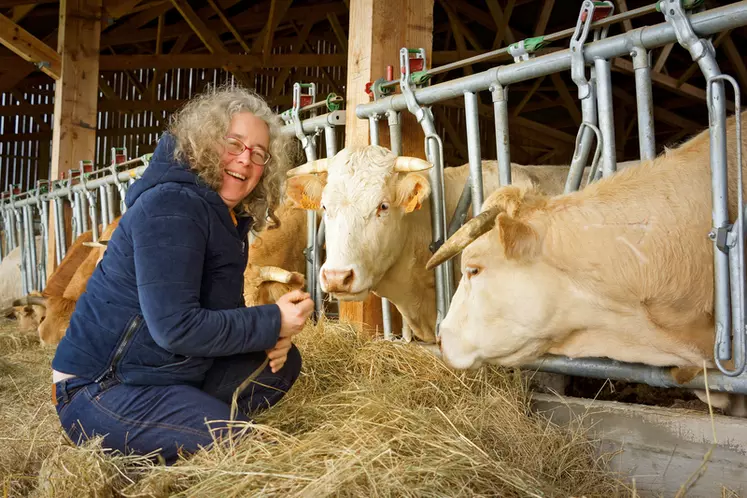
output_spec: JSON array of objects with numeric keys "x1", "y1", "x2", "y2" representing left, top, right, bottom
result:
[
  {"x1": 286, "y1": 146, "x2": 432, "y2": 300},
  {"x1": 425, "y1": 185, "x2": 564, "y2": 370},
  {"x1": 3, "y1": 293, "x2": 47, "y2": 334},
  {"x1": 244, "y1": 264, "x2": 306, "y2": 306}
]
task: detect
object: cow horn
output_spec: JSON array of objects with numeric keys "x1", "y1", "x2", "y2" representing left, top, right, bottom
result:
[
  {"x1": 286, "y1": 158, "x2": 329, "y2": 177},
  {"x1": 425, "y1": 207, "x2": 501, "y2": 270},
  {"x1": 83, "y1": 241, "x2": 108, "y2": 248},
  {"x1": 258, "y1": 265, "x2": 295, "y2": 284},
  {"x1": 393, "y1": 156, "x2": 433, "y2": 173},
  {"x1": 12, "y1": 295, "x2": 48, "y2": 308}
]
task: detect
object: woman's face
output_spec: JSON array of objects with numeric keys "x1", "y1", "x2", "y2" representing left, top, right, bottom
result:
[{"x1": 218, "y1": 111, "x2": 271, "y2": 209}]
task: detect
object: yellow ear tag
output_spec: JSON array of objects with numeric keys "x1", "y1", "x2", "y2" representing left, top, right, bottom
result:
[{"x1": 300, "y1": 193, "x2": 319, "y2": 210}]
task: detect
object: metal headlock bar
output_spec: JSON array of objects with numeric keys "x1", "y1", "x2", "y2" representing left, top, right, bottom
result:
[{"x1": 353, "y1": 0, "x2": 747, "y2": 395}]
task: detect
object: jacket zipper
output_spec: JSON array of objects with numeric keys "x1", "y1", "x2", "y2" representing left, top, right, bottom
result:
[{"x1": 94, "y1": 315, "x2": 142, "y2": 382}]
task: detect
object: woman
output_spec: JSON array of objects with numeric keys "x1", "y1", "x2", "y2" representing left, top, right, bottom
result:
[{"x1": 50, "y1": 85, "x2": 313, "y2": 464}]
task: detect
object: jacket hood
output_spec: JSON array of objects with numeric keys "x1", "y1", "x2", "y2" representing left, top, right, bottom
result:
[{"x1": 125, "y1": 132, "x2": 225, "y2": 210}]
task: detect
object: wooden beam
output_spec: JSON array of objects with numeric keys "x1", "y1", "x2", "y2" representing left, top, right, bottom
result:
[
  {"x1": 169, "y1": 0, "x2": 252, "y2": 87},
  {"x1": 512, "y1": 75, "x2": 545, "y2": 117},
  {"x1": 721, "y1": 34, "x2": 747, "y2": 99},
  {"x1": 326, "y1": 13, "x2": 347, "y2": 53},
  {"x1": 652, "y1": 43, "x2": 674, "y2": 73},
  {"x1": 485, "y1": 0, "x2": 516, "y2": 48},
  {"x1": 98, "y1": 53, "x2": 348, "y2": 70},
  {"x1": 343, "y1": 0, "x2": 433, "y2": 336},
  {"x1": 102, "y1": 0, "x2": 145, "y2": 20},
  {"x1": 49, "y1": 0, "x2": 103, "y2": 279},
  {"x1": 612, "y1": 57, "x2": 736, "y2": 111},
  {"x1": 550, "y1": 72, "x2": 581, "y2": 126},
  {"x1": 11, "y1": 4, "x2": 35, "y2": 22},
  {"x1": 207, "y1": 0, "x2": 252, "y2": 53},
  {"x1": 268, "y1": 19, "x2": 315, "y2": 99},
  {"x1": 0, "y1": 13, "x2": 61, "y2": 79},
  {"x1": 611, "y1": 86, "x2": 703, "y2": 133},
  {"x1": 614, "y1": 0, "x2": 634, "y2": 32},
  {"x1": 100, "y1": 2, "x2": 347, "y2": 47},
  {"x1": 533, "y1": 0, "x2": 554, "y2": 36}
]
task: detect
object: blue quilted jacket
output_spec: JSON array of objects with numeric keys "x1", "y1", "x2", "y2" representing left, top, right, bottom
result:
[{"x1": 52, "y1": 133, "x2": 281, "y2": 386}]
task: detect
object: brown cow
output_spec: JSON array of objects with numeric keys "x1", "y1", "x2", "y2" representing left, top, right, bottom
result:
[
  {"x1": 427, "y1": 111, "x2": 747, "y2": 416},
  {"x1": 35, "y1": 219, "x2": 120, "y2": 345}
]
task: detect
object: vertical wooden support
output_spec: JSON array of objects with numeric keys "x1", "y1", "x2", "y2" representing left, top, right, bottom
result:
[
  {"x1": 341, "y1": 0, "x2": 434, "y2": 335},
  {"x1": 47, "y1": 0, "x2": 103, "y2": 280}
]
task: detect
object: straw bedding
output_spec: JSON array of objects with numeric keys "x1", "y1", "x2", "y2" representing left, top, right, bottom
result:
[{"x1": 0, "y1": 316, "x2": 640, "y2": 497}]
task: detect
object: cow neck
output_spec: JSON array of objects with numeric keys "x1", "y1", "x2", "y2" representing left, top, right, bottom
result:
[{"x1": 374, "y1": 207, "x2": 438, "y2": 342}]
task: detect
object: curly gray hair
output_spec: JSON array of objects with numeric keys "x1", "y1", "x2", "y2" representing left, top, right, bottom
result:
[{"x1": 167, "y1": 83, "x2": 301, "y2": 231}]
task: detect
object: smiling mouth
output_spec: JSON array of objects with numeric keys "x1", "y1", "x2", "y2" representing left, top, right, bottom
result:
[{"x1": 225, "y1": 169, "x2": 247, "y2": 181}]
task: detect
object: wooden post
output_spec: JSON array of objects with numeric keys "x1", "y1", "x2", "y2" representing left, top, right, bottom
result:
[
  {"x1": 341, "y1": 0, "x2": 434, "y2": 335},
  {"x1": 47, "y1": 0, "x2": 103, "y2": 280}
]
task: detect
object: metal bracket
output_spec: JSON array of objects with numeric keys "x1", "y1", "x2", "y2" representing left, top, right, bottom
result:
[
  {"x1": 658, "y1": 0, "x2": 712, "y2": 62},
  {"x1": 570, "y1": 1, "x2": 614, "y2": 100},
  {"x1": 508, "y1": 36, "x2": 548, "y2": 63},
  {"x1": 399, "y1": 47, "x2": 433, "y2": 125}
]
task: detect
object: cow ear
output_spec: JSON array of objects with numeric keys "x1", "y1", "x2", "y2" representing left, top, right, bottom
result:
[
  {"x1": 396, "y1": 173, "x2": 431, "y2": 213},
  {"x1": 497, "y1": 213, "x2": 541, "y2": 261},
  {"x1": 286, "y1": 174, "x2": 326, "y2": 210}
]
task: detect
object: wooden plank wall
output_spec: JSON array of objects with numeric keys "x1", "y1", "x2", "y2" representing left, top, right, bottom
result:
[{"x1": 0, "y1": 37, "x2": 345, "y2": 194}]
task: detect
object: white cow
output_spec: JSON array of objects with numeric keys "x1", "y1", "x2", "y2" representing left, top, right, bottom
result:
[
  {"x1": 1, "y1": 235, "x2": 45, "y2": 330},
  {"x1": 426, "y1": 111, "x2": 747, "y2": 416},
  {"x1": 285, "y1": 145, "x2": 635, "y2": 343}
]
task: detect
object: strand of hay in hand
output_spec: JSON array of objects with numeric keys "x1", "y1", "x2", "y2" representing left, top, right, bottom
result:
[{"x1": 229, "y1": 355, "x2": 270, "y2": 421}]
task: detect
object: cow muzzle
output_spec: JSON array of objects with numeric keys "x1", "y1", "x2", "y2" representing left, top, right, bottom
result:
[{"x1": 320, "y1": 268, "x2": 356, "y2": 294}]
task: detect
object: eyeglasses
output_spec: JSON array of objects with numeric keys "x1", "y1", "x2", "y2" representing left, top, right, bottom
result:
[{"x1": 223, "y1": 136, "x2": 272, "y2": 165}]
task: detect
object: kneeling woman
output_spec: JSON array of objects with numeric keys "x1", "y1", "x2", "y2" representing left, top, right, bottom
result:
[{"x1": 51, "y1": 86, "x2": 314, "y2": 464}]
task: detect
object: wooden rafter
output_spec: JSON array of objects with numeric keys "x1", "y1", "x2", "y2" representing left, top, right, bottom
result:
[
  {"x1": 512, "y1": 76, "x2": 546, "y2": 117},
  {"x1": 326, "y1": 13, "x2": 347, "y2": 54},
  {"x1": 100, "y1": 2, "x2": 347, "y2": 47},
  {"x1": 169, "y1": 0, "x2": 252, "y2": 87},
  {"x1": 614, "y1": 0, "x2": 634, "y2": 32},
  {"x1": 720, "y1": 34, "x2": 747, "y2": 97},
  {"x1": 268, "y1": 19, "x2": 315, "y2": 99},
  {"x1": 550, "y1": 73, "x2": 581, "y2": 126},
  {"x1": 103, "y1": 0, "x2": 147, "y2": 20},
  {"x1": 11, "y1": 4, "x2": 35, "y2": 22},
  {"x1": 485, "y1": 0, "x2": 516, "y2": 49},
  {"x1": 0, "y1": 13, "x2": 60, "y2": 79},
  {"x1": 533, "y1": 0, "x2": 554, "y2": 36},
  {"x1": 98, "y1": 53, "x2": 350, "y2": 70},
  {"x1": 613, "y1": 57, "x2": 736, "y2": 111},
  {"x1": 207, "y1": 0, "x2": 251, "y2": 53},
  {"x1": 653, "y1": 43, "x2": 674, "y2": 73},
  {"x1": 611, "y1": 87, "x2": 703, "y2": 133}
]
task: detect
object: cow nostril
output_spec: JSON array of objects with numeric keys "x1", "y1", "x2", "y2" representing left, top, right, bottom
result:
[{"x1": 342, "y1": 269, "x2": 354, "y2": 287}]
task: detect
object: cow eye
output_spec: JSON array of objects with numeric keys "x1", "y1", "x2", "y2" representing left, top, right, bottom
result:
[
  {"x1": 321, "y1": 203, "x2": 326, "y2": 211},
  {"x1": 465, "y1": 266, "x2": 482, "y2": 279},
  {"x1": 376, "y1": 202, "x2": 389, "y2": 216}
]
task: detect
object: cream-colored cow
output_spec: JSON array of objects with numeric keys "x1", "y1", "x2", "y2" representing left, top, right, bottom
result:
[{"x1": 427, "y1": 111, "x2": 747, "y2": 416}]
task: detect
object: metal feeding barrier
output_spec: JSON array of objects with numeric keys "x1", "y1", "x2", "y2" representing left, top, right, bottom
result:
[
  {"x1": 280, "y1": 82, "x2": 346, "y2": 322},
  {"x1": 356, "y1": 0, "x2": 747, "y2": 394}
]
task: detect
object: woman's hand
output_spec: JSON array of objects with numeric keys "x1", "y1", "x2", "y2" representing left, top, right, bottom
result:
[
  {"x1": 276, "y1": 289, "x2": 314, "y2": 338},
  {"x1": 266, "y1": 337, "x2": 293, "y2": 373}
]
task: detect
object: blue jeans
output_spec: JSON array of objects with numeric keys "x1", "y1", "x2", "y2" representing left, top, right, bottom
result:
[{"x1": 54, "y1": 345, "x2": 301, "y2": 465}]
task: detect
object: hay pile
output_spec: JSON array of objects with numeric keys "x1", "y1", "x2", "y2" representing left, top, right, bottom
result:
[{"x1": 1, "y1": 316, "x2": 635, "y2": 497}]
